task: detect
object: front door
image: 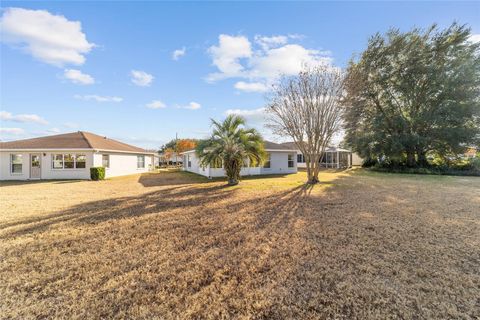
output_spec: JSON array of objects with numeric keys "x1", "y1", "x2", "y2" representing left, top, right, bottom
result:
[{"x1": 30, "y1": 154, "x2": 41, "y2": 179}]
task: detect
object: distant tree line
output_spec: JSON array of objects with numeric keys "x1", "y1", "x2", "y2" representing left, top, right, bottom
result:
[{"x1": 160, "y1": 139, "x2": 198, "y2": 162}]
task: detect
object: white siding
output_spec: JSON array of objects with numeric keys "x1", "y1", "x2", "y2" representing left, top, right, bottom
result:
[
  {"x1": 93, "y1": 152, "x2": 153, "y2": 178},
  {"x1": 0, "y1": 151, "x2": 93, "y2": 180},
  {"x1": 352, "y1": 153, "x2": 363, "y2": 166},
  {"x1": 183, "y1": 151, "x2": 297, "y2": 178},
  {"x1": 0, "y1": 150, "x2": 154, "y2": 180}
]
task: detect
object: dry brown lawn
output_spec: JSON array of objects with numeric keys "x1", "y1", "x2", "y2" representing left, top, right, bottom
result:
[{"x1": 0, "y1": 169, "x2": 479, "y2": 319}]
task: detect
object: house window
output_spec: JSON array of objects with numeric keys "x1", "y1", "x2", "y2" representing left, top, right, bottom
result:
[
  {"x1": 11, "y1": 154, "x2": 23, "y2": 174},
  {"x1": 187, "y1": 155, "x2": 191, "y2": 168},
  {"x1": 52, "y1": 154, "x2": 86, "y2": 169},
  {"x1": 76, "y1": 155, "x2": 86, "y2": 168},
  {"x1": 52, "y1": 154, "x2": 64, "y2": 169},
  {"x1": 297, "y1": 154, "x2": 304, "y2": 163},
  {"x1": 263, "y1": 153, "x2": 271, "y2": 168},
  {"x1": 64, "y1": 154, "x2": 75, "y2": 169},
  {"x1": 137, "y1": 155, "x2": 145, "y2": 168},
  {"x1": 288, "y1": 154, "x2": 294, "y2": 168},
  {"x1": 102, "y1": 154, "x2": 110, "y2": 168}
]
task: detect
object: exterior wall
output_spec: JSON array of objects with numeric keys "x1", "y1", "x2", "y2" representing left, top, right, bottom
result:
[
  {"x1": 351, "y1": 153, "x2": 363, "y2": 166},
  {"x1": 0, "y1": 150, "x2": 93, "y2": 180},
  {"x1": 183, "y1": 152, "x2": 209, "y2": 176},
  {"x1": 93, "y1": 152, "x2": 153, "y2": 178},
  {"x1": 182, "y1": 151, "x2": 297, "y2": 178},
  {"x1": 0, "y1": 150, "x2": 154, "y2": 180}
]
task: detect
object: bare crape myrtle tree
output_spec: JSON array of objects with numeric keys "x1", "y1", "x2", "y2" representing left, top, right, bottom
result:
[{"x1": 266, "y1": 65, "x2": 345, "y2": 184}]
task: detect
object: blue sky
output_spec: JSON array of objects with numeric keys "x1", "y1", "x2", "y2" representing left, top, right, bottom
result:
[{"x1": 1, "y1": 1, "x2": 479, "y2": 148}]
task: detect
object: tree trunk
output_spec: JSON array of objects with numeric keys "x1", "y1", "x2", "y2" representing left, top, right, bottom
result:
[
  {"x1": 225, "y1": 160, "x2": 241, "y2": 185},
  {"x1": 227, "y1": 179, "x2": 238, "y2": 186},
  {"x1": 417, "y1": 148, "x2": 428, "y2": 167},
  {"x1": 406, "y1": 149, "x2": 416, "y2": 167},
  {"x1": 308, "y1": 153, "x2": 320, "y2": 184}
]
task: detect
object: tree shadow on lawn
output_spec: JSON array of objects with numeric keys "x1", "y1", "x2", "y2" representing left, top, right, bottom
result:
[
  {"x1": 0, "y1": 184, "x2": 228, "y2": 237},
  {"x1": 0, "y1": 181, "x2": 318, "y2": 240},
  {"x1": 138, "y1": 170, "x2": 211, "y2": 187},
  {"x1": 137, "y1": 170, "x2": 301, "y2": 188},
  {"x1": 1, "y1": 171, "x2": 479, "y2": 318}
]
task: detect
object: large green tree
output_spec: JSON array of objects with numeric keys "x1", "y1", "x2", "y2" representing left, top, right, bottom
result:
[
  {"x1": 343, "y1": 23, "x2": 480, "y2": 167},
  {"x1": 196, "y1": 115, "x2": 266, "y2": 185}
]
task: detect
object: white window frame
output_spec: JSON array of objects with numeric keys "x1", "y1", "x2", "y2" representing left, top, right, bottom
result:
[
  {"x1": 137, "y1": 155, "x2": 145, "y2": 169},
  {"x1": 75, "y1": 154, "x2": 86, "y2": 169},
  {"x1": 288, "y1": 154, "x2": 295, "y2": 168},
  {"x1": 52, "y1": 154, "x2": 87, "y2": 170},
  {"x1": 10, "y1": 154, "x2": 23, "y2": 174},
  {"x1": 102, "y1": 154, "x2": 110, "y2": 168},
  {"x1": 297, "y1": 154, "x2": 304, "y2": 163}
]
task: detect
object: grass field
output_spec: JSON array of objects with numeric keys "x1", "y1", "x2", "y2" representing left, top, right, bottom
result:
[{"x1": 1, "y1": 169, "x2": 479, "y2": 319}]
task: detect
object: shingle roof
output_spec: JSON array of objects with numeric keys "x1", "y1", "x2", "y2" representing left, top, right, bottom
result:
[
  {"x1": 278, "y1": 142, "x2": 298, "y2": 150},
  {"x1": 0, "y1": 131, "x2": 150, "y2": 153},
  {"x1": 264, "y1": 140, "x2": 297, "y2": 150},
  {"x1": 280, "y1": 141, "x2": 351, "y2": 152}
]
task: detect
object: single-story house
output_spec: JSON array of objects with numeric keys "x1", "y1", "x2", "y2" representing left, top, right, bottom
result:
[
  {"x1": 280, "y1": 142, "x2": 363, "y2": 168},
  {"x1": 0, "y1": 131, "x2": 155, "y2": 180},
  {"x1": 181, "y1": 141, "x2": 298, "y2": 178}
]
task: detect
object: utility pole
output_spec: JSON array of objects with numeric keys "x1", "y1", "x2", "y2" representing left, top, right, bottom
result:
[{"x1": 175, "y1": 132, "x2": 178, "y2": 165}]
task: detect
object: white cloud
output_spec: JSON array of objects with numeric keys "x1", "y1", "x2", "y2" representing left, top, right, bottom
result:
[
  {"x1": 131, "y1": 70, "x2": 154, "y2": 87},
  {"x1": 146, "y1": 100, "x2": 167, "y2": 109},
  {"x1": 254, "y1": 35, "x2": 288, "y2": 50},
  {"x1": 207, "y1": 34, "x2": 252, "y2": 81},
  {"x1": 468, "y1": 34, "x2": 480, "y2": 43},
  {"x1": 172, "y1": 47, "x2": 186, "y2": 60},
  {"x1": 234, "y1": 81, "x2": 268, "y2": 93},
  {"x1": 0, "y1": 111, "x2": 48, "y2": 125},
  {"x1": 0, "y1": 7, "x2": 94, "y2": 66},
  {"x1": 249, "y1": 44, "x2": 332, "y2": 80},
  {"x1": 225, "y1": 107, "x2": 267, "y2": 124},
  {"x1": 64, "y1": 69, "x2": 94, "y2": 85},
  {"x1": 178, "y1": 102, "x2": 201, "y2": 110},
  {"x1": 207, "y1": 34, "x2": 332, "y2": 92},
  {"x1": 74, "y1": 94, "x2": 123, "y2": 102},
  {"x1": 0, "y1": 127, "x2": 25, "y2": 135}
]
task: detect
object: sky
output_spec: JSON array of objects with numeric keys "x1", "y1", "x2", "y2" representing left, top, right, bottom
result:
[{"x1": 1, "y1": 1, "x2": 479, "y2": 149}]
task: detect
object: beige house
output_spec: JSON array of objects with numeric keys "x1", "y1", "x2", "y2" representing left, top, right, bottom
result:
[{"x1": 0, "y1": 131, "x2": 155, "y2": 180}]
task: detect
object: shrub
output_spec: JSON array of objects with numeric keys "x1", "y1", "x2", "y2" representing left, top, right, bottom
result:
[
  {"x1": 90, "y1": 167, "x2": 106, "y2": 180},
  {"x1": 368, "y1": 165, "x2": 480, "y2": 176},
  {"x1": 362, "y1": 157, "x2": 377, "y2": 167}
]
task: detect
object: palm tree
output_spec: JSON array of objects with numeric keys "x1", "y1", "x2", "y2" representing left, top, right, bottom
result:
[{"x1": 196, "y1": 115, "x2": 266, "y2": 185}]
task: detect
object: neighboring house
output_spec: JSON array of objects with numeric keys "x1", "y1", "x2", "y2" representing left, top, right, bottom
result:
[
  {"x1": 280, "y1": 142, "x2": 363, "y2": 168},
  {"x1": 145, "y1": 149, "x2": 161, "y2": 167},
  {"x1": 0, "y1": 131, "x2": 155, "y2": 180},
  {"x1": 158, "y1": 151, "x2": 183, "y2": 166},
  {"x1": 182, "y1": 141, "x2": 298, "y2": 178}
]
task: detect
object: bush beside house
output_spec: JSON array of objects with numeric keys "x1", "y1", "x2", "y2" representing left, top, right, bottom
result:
[{"x1": 90, "y1": 167, "x2": 106, "y2": 180}]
